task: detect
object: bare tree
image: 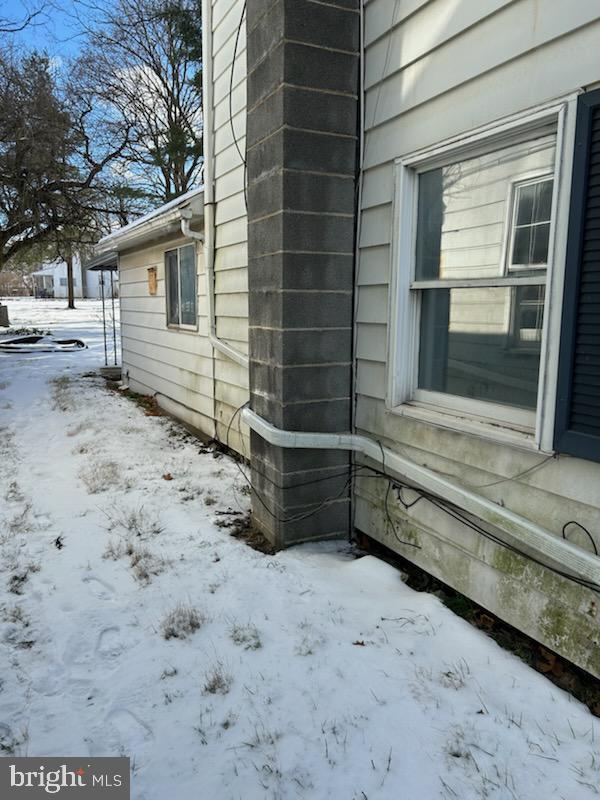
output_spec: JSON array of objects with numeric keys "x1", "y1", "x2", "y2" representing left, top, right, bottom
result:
[
  {"x1": 74, "y1": 0, "x2": 203, "y2": 203},
  {"x1": 0, "y1": 47, "x2": 131, "y2": 270},
  {"x1": 0, "y1": 1, "x2": 47, "y2": 33}
]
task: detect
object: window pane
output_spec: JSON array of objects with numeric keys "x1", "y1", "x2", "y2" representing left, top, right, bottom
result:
[
  {"x1": 515, "y1": 183, "x2": 536, "y2": 225},
  {"x1": 165, "y1": 250, "x2": 179, "y2": 325},
  {"x1": 534, "y1": 179, "x2": 553, "y2": 222},
  {"x1": 179, "y1": 245, "x2": 197, "y2": 326},
  {"x1": 531, "y1": 222, "x2": 550, "y2": 264},
  {"x1": 415, "y1": 136, "x2": 556, "y2": 281},
  {"x1": 415, "y1": 168, "x2": 444, "y2": 280},
  {"x1": 418, "y1": 285, "x2": 544, "y2": 410},
  {"x1": 510, "y1": 178, "x2": 553, "y2": 268},
  {"x1": 511, "y1": 227, "x2": 531, "y2": 265}
]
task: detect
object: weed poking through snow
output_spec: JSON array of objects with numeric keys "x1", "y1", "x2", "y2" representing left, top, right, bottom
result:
[
  {"x1": 130, "y1": 546, "x2": 165, "y2": 584},
  {"x1": 0, "y1": 723, "x2": 29, "y2": 756},
  {"x1": 103, "y1": 539, "x2": 165, "y2": 584},
  {"x1": 161, "y1": 604, "x2": 204, "y2": 640},
  {"x1": 4, "y1": 481, "x2": 24, "y2": 503},
  {"x1": 80, "y1": 461, "x2": 121, "y2": 494},
  {"x1": 229, "y1": 622, "x2": 262, "y2": 650},
  {"x1": 8, "y1": 563, "x2": 40, "y2": 595},
  {"x1": 203, "y1": 662, "x2": 233, "y2": 695},
  {"x1": 102, "y1": 504, "x2": 164, "y2": 540}
]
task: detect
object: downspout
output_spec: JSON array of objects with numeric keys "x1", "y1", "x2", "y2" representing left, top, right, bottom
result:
[
  {"x1": 242, "y1": 407, "x2": 600, "y2": 587},
  {"x1": 350, "y1": 0, "x2": 366, "y2": 533},
  {"x1": 180, "y1": 210, "x2": 248, "y2": 367},
  {"x1": 193, "y1": 0, "x2": 248, "y2": 370}
]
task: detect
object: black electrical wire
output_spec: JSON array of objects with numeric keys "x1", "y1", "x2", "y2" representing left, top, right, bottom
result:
[
  {"x1": 229, "y1": 0, "x2": 248, "y2": 211},
  {"x1": 467, "y1": 453, "x2": 555, "y2": 489},
  {"x1": 562, "y1": 520, "x2": 598, "y2": 556},
  {"x1": 223, "y1": 402, "x2": 600, "y2": 592}
]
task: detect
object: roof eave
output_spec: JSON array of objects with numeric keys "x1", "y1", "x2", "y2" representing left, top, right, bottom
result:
[{"x1": 95, "y1": 189, "x2": 204, "y2": 254}]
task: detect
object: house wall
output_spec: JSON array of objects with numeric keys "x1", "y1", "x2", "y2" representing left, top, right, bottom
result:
[
  {"x1": 52, "y1": 258, "x2": 83, "y2": 299},
  {"x1": 210, "y1": 0, "x2": 250, "y2": 455},
  {"x1": 355, "y1": 0, "x2": 600, "y2": 676},
  {"x1": 118, "y1": 233, "x2": 218, "y2": 444},
  {"x1": 118, "y1": 0, "x2": 251, "y2": 455}
]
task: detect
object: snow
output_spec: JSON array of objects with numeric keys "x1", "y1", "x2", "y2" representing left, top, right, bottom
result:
[{"x1": 1, "y1": 298, "x2": 598, "y2": 800}]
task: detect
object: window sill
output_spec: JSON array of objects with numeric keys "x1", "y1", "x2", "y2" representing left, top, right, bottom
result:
[
  {"x1": 387, "y1": 400, "x2": 547, "y2": 453},
  {"x1": 166, "y1": 323, "x2": 199, "y2": 333}
]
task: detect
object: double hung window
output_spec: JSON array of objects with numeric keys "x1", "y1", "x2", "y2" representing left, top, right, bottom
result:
[
  {"x1": 165, "y1": 244, "x2": 197, "y2": 328},
  {"x1": 391, "y1": 115, "x2": 563, "y2": 435}
]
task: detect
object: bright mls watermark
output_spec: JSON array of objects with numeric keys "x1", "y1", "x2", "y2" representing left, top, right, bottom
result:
[{"x1": 0, "y1": 758, "x2": 129, "y2": 798}]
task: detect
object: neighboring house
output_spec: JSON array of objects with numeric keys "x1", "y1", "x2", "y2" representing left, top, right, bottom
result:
[
  {"x1": 96, "y1": 0, "x2": 600, "y2": 679},
  {"x1": 32, "y1": 255, "x2": 119, "y2": 299}
]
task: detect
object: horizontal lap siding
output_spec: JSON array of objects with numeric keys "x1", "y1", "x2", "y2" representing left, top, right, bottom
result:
[
  {"x1": 355, "y1": 0, "x2": 600, "y2": 615},
  {"x1": 119, "y1": 234, "x2": 216, "y2": 441},
  {"x1": 212, "y1": 0, "x2": 250, "y2": 454}
]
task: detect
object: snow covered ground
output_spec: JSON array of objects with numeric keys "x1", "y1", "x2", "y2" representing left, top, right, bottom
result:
[{"x1": 0, "y1": 298, "x2": 598, "y2": 800}]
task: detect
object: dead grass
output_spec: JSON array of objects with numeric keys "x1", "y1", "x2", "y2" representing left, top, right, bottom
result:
[
  {"x1": 4, "y1": 481, "x2": 24, "y2": 503},
  {"x1": 103, "y1": 539, "x2": 165, "y2": 583},
  {"x1": 1, "y1": 604, "x2": 29, "y2": 626},
  {"x1": 50, "y1": 376, "x2": 73, "y2": 412},
  {"x1": 203, "y1": 662, "x2": 233, "y2": 695},
  {"x1": 108, "y1": 386, "x2": 164, "y2": 417},
  {"x1": 229, "y1": 622, "x2": 262, "y2": 650},
  {"x1": 80, "y1": 461, "x2": 122, "y2": 494},
  {"x1": 0, "y1": 723, "x2": 29, "y2": 756},
  {"x1": 103, "y1": 504, "x2": 164, "y2": 539},
  {"x1": 8, "y1": 563, "x2": 40, "y2": 595},
  {"x1": 226, "y1": 512, "x2": 278, "y2": 555},
  {"x1": 6, "y1": 504, "x2": 32, "y2": 536},
  {"x1": 129, "y1": 546, "x2": 165, "y2": 584},
  {"x1": 161, "y1": 604, "x2": 205, "y2": 640}
]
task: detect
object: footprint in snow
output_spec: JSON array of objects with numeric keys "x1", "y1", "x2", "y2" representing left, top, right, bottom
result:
[
  {"x1": 95, "y1": 627, "x2": 123, "y2": 659},
  {"x1": 82, "y1": 574, "x2": 116, "y2": 600},
  {"x1": 105, "y1": 708, "x2": 153, "y2": 751},
  {"x1": 32, "y1": 662, "x2": 68, "y2": 697}
]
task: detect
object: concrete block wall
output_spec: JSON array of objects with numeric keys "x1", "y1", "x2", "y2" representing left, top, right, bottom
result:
[{"x1": 246, "y1": 0, "x2": 360, "y2": 547}]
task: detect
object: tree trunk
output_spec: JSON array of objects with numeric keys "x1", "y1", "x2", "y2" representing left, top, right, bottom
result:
[{"x1": 66, "y1": 251, "x2": 75, "y2": 309}]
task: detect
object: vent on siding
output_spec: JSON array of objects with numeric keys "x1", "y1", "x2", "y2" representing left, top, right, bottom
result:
[{"x1": 554, "y1": 89, "x2": 600, "y2": 462}]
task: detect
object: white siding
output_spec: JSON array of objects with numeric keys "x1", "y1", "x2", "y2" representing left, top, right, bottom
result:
[
  {"x1": 119, "y1": 234, "x2": 217, "y2": 442},
  {"x1": 211, "y1": 0, "x2": 249, "y2": 454},
  {"x1": 119, "y1": 0, "x2": 250, "y2": 456},
  {"x1": 354, "y1": 0, "x2": 600, "y2": 671}
]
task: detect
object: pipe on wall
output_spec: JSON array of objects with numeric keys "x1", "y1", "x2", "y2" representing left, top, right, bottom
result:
[
  {"x1": 242, "y1": 406, "x2": 600, "y2": 587},
  {"x1": 180, "y1": 212, "x2": 248, "y2": 367},
  {"x1": 192, "y1": 0, "x2": 248, "y2": 370}
]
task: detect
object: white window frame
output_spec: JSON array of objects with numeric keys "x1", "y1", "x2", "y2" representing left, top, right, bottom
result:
[
  {"x1": 506, "y1": 174, "x2": 555, "y2": 273},
  {"x1": 165, "y1": 243, "x2": 198, "y2": 331},
  {"x1": 387, "y1": 97, "x2": 580, "y2": 452}
]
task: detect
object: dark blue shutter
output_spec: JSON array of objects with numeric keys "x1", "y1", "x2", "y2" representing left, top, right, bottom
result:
[{"x1": 554, "y1": 89, "x2": 600, "y2": 462}]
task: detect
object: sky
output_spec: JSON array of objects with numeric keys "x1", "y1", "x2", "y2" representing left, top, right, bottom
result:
[{"x1": 0, "y1": 0, "x2": 83, "y2": 60}]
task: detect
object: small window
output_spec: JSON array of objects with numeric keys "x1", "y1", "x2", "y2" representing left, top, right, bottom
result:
[
  {"x1": 59, "y1": 278, "x2": 67, "y2": 286},
  {"x1": 508, "y1": 177, "x2": 553, "y2": 271},
  {"x1": 165, "y1": 244, "x2": 197, "y2": 327}
]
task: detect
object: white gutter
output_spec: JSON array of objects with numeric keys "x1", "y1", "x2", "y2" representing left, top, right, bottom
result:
[
  {"x1": 97, "y1": 187, "x2": 204, "y2": 252},
  {"x1": 242, "y1": 407, "x2": 600, "y2": 587},
  {"x1": 195, "y1": 0, "x2": 248, "y2": 370}
]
